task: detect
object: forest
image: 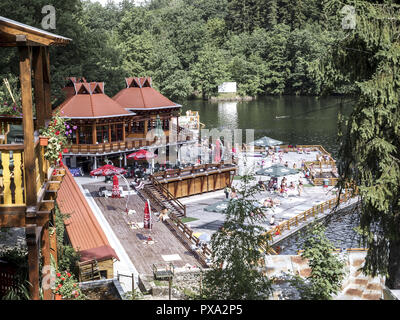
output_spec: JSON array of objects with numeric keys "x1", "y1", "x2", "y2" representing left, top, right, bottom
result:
[{"x1": 0, "y1": 0, "x2": 355, "y2": 106}]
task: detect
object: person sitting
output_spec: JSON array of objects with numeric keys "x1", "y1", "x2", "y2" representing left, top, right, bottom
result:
[
  {"x1": 158, "y1": 207, "x2": 170, "y2": 222},
  {"x1": 269, "y1": 214, "x2": 275, "y2": 226},
  {"x1": 230, "y1": 188, "x2": 238, "y2": 199},
  {"x1": 289, "y1": 182, "x2": 296, "y2": 190},
  {"x1": 293, "y1": 163, "x2": 297, "y2": 169},
  {"x1": 263, "y1": 198, "x2": 271, "y2": 207},
  {"x1": 284, "y1": 161, "x2": 289, "y2": 168},
  {"x1": 132, "y1": 179, "x2": 145, "y2": 191},
  {"x1": 258, "y1": 179, "x2": 267, "y2": 191}
]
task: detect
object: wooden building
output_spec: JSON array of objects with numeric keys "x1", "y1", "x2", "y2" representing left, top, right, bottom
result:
[
  {"x1": 0, "y1": 16, "x2": 71, "y2": 299},
  {"x1": 57, "y1": 168, "x2": 118, "y2": 280},
  {"x1": 60, "y1": 77, "x2": 193, "y2": 172}
]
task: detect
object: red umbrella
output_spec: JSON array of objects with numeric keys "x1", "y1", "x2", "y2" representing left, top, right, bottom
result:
[
  {"x1": 127, "y1": 149, "x2": 157, "y2": 161},
  {"x1": 112, "y1": 175, "x2": 121, "y2": 198},
  {"x1": 90, "y1": 164, "x2": 127, "y2": 176},
  {"x1": 144, "y1": 200, "x2": 152, "y2": 229}
]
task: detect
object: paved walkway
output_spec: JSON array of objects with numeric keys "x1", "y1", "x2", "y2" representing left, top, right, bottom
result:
[{"x1": 179, "y1": 175, "x2": 348, "y2": 245}]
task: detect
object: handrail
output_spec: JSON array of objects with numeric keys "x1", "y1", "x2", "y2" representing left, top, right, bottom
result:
[
  {"x1": 262, "y1": 189, "x2": 355, "y2": 248},
  {"x1": 297, "y1": 248, "x2": 367, "y2": 255},
  {"x1": 149, "y1": 175, "x2": 186, "y2": 217},
  {"x1": 166, "y1": 211, "x2": 212, "y2": 260}
]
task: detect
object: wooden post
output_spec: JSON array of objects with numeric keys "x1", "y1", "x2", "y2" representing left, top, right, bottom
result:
[
  {"x1": 41, "y1": 222, "x2": 52, "y2": 300},
  {"x1": 26, "y1": 225, "x2": 40, "y2": 300},
  {"x1": 42, "y1": 47, "x2": 52, "y2": 121},
  {"x1": 168, "y1": 276, "x2": 172, "y2": 300},
  {"x1": 19, "y1": 45, "x2": 37, "y2": 206},
  {"x1": 49, "y1": 225, "x2": 58, "y2": 269},
  {"x1": 92, "y1": 123, "x2": 97, "y2": 145},
  {"x1": 32, "y1": 47, "x2": 46, "y2": 128}
]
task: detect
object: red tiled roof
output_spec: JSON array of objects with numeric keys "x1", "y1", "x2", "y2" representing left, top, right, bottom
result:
[
  {"x1": 57, "y1": 82, "x2": 134, "y2": 119},
  {"x1": 112, "y1": 77, "x2": 181, "y2": 110},
  {"x1": 57, "y1": 168, "x2": 119, "y2": 262}
]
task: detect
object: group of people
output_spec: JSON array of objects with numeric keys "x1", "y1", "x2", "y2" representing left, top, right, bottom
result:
[{"x1": 259, "y1": 176, "x2": 304, "y2": 197}]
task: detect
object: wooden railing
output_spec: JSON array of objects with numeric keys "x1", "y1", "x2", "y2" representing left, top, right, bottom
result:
[
  {"x1": 152, "y1": 162, "x2": 237, "y2": 182},
  {"x1": 261, "y1": 189, "x2": 354, "y2": 248},
  {"x1": 68, "y1": 138, "x2": 156, "y2": 154},
  {"x1": 149, "y1": 175, "x2": 186, "y2": 217},
  {"x1": 303, "y1": 161, "x2": 338, "y2": 186},
  {"x1": 67, "y1": 132, "x2": 195, "y2": 155},
  {"x1": 0, "y1": 144, "x2": 25, "y2": 207},
  {"x1": 0, "y1": 140, "x2": 50, "y2": 208},
  {"x1": 166, "y1": 211, "x2": 212, "y2": 263},
  {"x1": 297, "y1": 248, "x2": 367, "y2": 255}
]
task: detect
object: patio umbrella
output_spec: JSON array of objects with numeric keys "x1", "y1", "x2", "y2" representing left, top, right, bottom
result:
[
  {"x1": 144, "y1": 199, "x2": 152, "y2": 229},
  {"x1": 111, "y1": 174, "x2": 121, "y2": 198},
  {"x1": 256, "y1": 164, "x2": 298, "y2": 177},
  {"x1": 127, "y1": 149, "x2": 157, "y2": 160},
  {"x1": 90, "y1": 164, "x2": 127, "y2": 176},
  {"x1": 250, "y1": 136, "x2": 283, "y2": 148}
]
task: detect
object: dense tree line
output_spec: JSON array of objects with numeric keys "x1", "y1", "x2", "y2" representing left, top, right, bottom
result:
[{"x1": 0, "y1": 0, "x2": 355, "y2": 104}]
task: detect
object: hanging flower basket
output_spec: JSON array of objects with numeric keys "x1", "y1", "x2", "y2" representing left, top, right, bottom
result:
[
  {"x1": 39, "y1": 136, "x2": 49, "y2": 146},
  {"x1": 55, "y1": 293, "x2": 62, "y2": 300}
]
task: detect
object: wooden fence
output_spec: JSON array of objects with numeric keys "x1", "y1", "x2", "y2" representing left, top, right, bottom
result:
[
  {"x1": 262, "y1": 189, "x2": 354, "y2": 248},
  {"x1": 0, "y1": 140, "x2": 50, "y2": 208}
]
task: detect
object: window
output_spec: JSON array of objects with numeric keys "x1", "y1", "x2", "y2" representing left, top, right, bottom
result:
[
  {"x1": 97, "y1": 125, "x2": 109, "y2": 143},
  {"x1": 78, "y1": 126, "x2": 92, "y2": 144},
  {"x1": 163, "y1": 119, "x2": 169, "y2": 130},
  {"x1": 133, "y1": 121, "x2": 144, "y2": 133}
]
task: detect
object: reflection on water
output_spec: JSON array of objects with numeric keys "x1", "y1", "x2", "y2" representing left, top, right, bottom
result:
[
  {"x1": 182, "y1": 96, "x2": 353, "y2": 157},
  {"x1": 217, "y1": 101, "x2": 238, "y2": 128}
]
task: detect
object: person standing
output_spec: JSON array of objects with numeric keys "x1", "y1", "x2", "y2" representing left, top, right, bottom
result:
[{"x1": 224, "y1": 186, "x2": 231, "y2": 199}]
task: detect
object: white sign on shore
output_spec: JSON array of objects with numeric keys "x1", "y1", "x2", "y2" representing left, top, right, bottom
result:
[{"x1": 218, "y1": 82, "x2": 237, "y2": 93}]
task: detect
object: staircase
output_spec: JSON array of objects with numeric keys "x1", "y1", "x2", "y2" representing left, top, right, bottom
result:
[{"x1": 139, "y1": 180, "x2": 186, "y2": 218}]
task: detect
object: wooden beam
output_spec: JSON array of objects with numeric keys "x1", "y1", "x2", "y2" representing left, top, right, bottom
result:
[
  {"x1": 0, "y1": 210, "x2": 51, "y2": 227},
  {"x1": 42, "y1": 47, "x2": 52, "y2": 120},
  {"x1": 41, "y1": 222, "x2": 52, "y2": 300},
  {"x1": 19, "y1": 45, "x2": 37, "y2": 206},
  {"x1": 32, "y1": 47, "x2": 46, "y2": 128},
  {"x1": 26, "y1": 224, "x2": 40, "y2": 300}
]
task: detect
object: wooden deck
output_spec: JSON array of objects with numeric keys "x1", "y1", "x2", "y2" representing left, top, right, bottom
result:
[{"x1": 83, "y1": 183, "x2": 202, "y2": 275}]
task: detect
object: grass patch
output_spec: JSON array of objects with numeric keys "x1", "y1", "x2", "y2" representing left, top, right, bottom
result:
[
  {"x1": 154, "y1": 280, "x2": 168, "y2": 287},
  {"x1": 180, "y1": 217, "x2": 199, "y2": 223},
  {"x1": 303, "y1": 184, "x2": 314, "y2": 187}
]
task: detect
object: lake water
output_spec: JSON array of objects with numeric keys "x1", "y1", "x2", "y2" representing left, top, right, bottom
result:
[
  {"x1": 183, "y1": 96, "x2": 363, "y2": 252},
  {"x1": 182, "y1": 95, "x2": 353, "y2": 157}
]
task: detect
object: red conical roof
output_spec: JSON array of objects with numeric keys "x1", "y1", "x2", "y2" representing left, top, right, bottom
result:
[
  {"x1": 113, "y1": 77, "x2": 181, "y2": 110},
  {"x1": 57, "y1": 81, "x2": 135, "y2": 119}
]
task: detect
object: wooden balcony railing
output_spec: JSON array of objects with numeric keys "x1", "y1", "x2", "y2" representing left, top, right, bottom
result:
[{"x1": 0, "y1": 140, "x2": 50, "y2": 209}]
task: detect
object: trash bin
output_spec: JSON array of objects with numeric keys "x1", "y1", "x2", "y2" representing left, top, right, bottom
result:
[{"x1": 323, "y1": 179, "x2": 329, "y2": 188}]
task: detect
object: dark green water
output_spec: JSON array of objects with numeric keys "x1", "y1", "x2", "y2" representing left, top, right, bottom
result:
[{"x1": 182, "y1": 96, "x2": 353, "y2": 157}]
